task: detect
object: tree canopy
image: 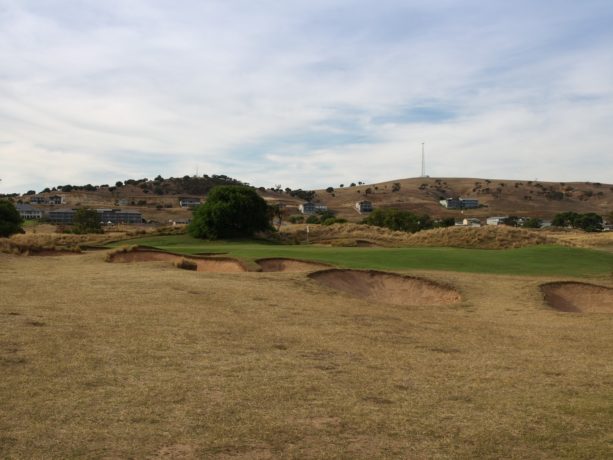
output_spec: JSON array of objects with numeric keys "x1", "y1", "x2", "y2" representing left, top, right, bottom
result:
[
  {"x1": 73, "y1": 208, "x2": 103, "y2": 234},
  {"x1": 188, "y1": 186, "x2": 270, "y2": 239},
  {"x1": 552, "y1": 211, "x2": 603, "y2": 232},
  {"x1": 364, "y1": 208, "x2": 433, "y2": 233},
  {"x1": 0, "y1": 200, "x2": 24, "y2": 237}
]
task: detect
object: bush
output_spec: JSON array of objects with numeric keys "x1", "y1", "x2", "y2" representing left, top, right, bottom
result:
[
  {"x1": 288, "y1": 215, "x2": 304, "y2": 224},
  {"x1": 364, "y1": 208, "x2": 432, "y2": 233},
  {"x1": 188, "y1": 185, "x2": 270, "y2": 239},
  {"x1": 522, "y1": 218, "x2": 542, "y2": 229},
  {"x1": 322, "y1": 217, "x2": 347, "y2": 226},
  {"x1": 552, "y1": 211, "x2": 603, "y2": 232},
  {"x1": 305, "y1": 215, "x2": 319, "y2": 224},
  {"x1": 0, "y1": 200, "x2": 24, "y2": 237}
]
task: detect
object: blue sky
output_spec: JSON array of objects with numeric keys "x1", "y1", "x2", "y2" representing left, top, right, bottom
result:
[{"x1": 1, "y1": 0, "x2": 612, "y2": 193}]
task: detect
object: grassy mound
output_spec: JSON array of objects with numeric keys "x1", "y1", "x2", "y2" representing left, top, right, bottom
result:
[{"x1": 284, "y1": 223, "x2": 554, "y2": 249}]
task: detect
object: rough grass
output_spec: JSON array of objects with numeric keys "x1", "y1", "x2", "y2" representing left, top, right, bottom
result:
[
  {"x1": 1, "y1": 252, "x2": 612, "y2": 458},
  {"x1": 281, "y1": 223, "x2": 556, "y2": 249},
  {"x1": 109, "y1": 234, "x2": 613, "y2": 278}
]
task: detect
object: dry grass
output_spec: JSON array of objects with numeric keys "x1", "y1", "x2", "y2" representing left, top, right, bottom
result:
[
  {"x1": 547, "y1": 230, "x2": 613, "y2": 252},
  {"x1": 0, "y1": 224, "x2": 189, "y2": 255},
  {"x1": 1, "y1": 252, "x2": 612, "y2": 458},
  {"x1": 282, "y1": 223, "x2": 557, "y2": 249}
]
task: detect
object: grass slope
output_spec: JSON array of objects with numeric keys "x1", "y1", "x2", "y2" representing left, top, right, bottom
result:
[{"x1": 110, "y1": 234, "x2": 613, "y2": 277}]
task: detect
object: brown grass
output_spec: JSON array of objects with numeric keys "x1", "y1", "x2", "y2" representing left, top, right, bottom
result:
[
  {"x1": 282, "y1": 223, "x2": 556, "y2": 249},
  {"x1": 1, "y1": 253, "x2": 612, "y2": 458}
]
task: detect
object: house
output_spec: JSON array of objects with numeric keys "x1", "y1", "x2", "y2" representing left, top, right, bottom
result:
[
  {"x1": 116, "y1": 198, "x2": 131, "y2": 206},
  {"x1": 15, "y1": 204, "x2": 43, "y2": 220},
  {"x1": 314, "y1": 204, "x2": 328, "y2": 212},
  {"x1": 439, "y1": 197, "x2": 479, "y2": 209},
  {"x1": 486, "y1": 216, "x2": 508, "y2": 226},
  {"x1": 355, "y1": 200, "x2": 373, "y2": 213},
  {"x1": 29, "y1": 196, "x2": 47, "y2": 204},
  {"x1": 179, "y1": 198, "x2": 201, "y2": 208},
  {"x1": 461, "y1": 218, "x2": 481, "y2": 227},
  {"x1": 97, "y1": 209, "x2": 143, "y2": 224},
  {"x1": 48, "y1": 209, "x2": 76, "y2": 224},
  {"x1": 48, "y1": 195, "x2": 65, "y2": 205},
  {"x1": 298, "y1": 202, "x2": 317, "y2": 214}
]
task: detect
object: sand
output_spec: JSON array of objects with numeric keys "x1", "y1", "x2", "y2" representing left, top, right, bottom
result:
[
  {"x1": 308, "y1": 269, "x2": 461, "y2": 306},
  {"x1": 541, "y1": 281, "x2": 613, "y2": 313}
]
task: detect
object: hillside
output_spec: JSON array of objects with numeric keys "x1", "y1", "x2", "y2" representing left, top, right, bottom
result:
[
  {"x1": 6, "y1": 176, "x2": 612, "y2": 223},
  {"x1": 310, "y1": 177, "x2": 613, "y2": 221}
]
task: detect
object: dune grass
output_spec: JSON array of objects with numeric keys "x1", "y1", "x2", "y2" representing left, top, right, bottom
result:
[{"x1": 108, "y1": 234, "x2": 613, "y2": 277}]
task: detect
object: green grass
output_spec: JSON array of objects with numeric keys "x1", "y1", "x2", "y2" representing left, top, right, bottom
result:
[{"x1": 109, "y1": 234, "x2": 613, "y2": 277}]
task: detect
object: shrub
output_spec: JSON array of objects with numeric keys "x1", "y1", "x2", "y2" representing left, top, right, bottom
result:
[
  {"x1": 305, "y1": 215, "x2": 319, "y2": 224},
  {"x1": 188, "y1": 185, "x2": 270, "y2": 239}
]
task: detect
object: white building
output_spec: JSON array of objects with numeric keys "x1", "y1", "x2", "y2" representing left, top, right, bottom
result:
[
  {"x1": 179, "y1": 198, "x2": 201, "y2": 208},
  {"x1": 15, "y1": 204, "x2": 43, "y2": 220},
  {"x1": 298, "y1": 202, "x2": 316, "y2": 214},
  {"x1": 355, "y1": 200, "x2": 373, "y2": 213},
  {"x1": 462, "y1": 218, "x2": 481, "y2": 227},
  {"x1": 486, "y1": 216, "x2": 508, "y2": 225}
]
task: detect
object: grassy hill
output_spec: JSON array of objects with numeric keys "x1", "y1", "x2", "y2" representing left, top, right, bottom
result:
[
  {"x1": 10, "y1": 175, "x2": 613, "y2": 222},
  {"x1": 311, "y1": 177, "x2": 613, "y2": 220}
]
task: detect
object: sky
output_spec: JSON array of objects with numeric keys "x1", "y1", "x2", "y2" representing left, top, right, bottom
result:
[{"x1": 1, "y1": 0, "x2": 612, "y2": 193}]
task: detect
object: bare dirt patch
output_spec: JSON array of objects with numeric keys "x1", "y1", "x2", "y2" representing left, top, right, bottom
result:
[
  {"x1": 256, "y1": 258, "x2": 330, "y2": 272},
  {"x1": 541, "y1": 282, "x2": 613, "y2": 313},
  {"x1": 308, "y1": 269, "x2": 461, "y2": 306},
  {"x1": 108, "y1": 249, "x2": 247, "y2": 273}
]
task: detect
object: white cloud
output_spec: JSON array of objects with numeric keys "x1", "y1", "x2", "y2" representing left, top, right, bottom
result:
[{"x1": 0, "y1": 0, "x2": 612, "y2": 192}]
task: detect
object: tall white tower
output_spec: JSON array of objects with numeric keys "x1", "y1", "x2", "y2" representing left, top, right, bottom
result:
[{"x1": 420, "y1": 142, "x2": 426, "y2": 177}]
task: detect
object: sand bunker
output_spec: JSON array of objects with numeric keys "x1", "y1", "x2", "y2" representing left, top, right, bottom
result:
[
  {"x1": 308, "y1": 269, "x2": 461, "y2": 306},
  {"x1": 541, "y1": 282, "x2": 613, "y2": 313},
  {"x1": 256, "y1": 258, "x2": 330, "y2": 272},
  {"x1": 108, "y1": 249, "x2": 246, "y2": 273}
]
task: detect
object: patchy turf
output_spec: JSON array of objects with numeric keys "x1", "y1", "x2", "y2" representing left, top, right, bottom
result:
[
  {"x1": 1, "y1": 252, "x2": 612, "y2": 458},
  {"x1": 108, "y1": 234, "x2": 613, "y2": 277}
]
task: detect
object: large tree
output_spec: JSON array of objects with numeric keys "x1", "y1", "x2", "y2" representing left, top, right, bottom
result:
[
  {"x1": 73, "y1": 208, "x2": 103, "y2": 234},
  {"x1": 188, "y1": 186, "x2": 270, "y2": 239},
  {"x1": 0, "y1": 200, "x2": 24, "y2": 237}
]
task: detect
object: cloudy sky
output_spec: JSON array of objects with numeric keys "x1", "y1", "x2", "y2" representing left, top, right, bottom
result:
[{"x1": 1, "y1": 0, "x2": 612, "y2": 193}]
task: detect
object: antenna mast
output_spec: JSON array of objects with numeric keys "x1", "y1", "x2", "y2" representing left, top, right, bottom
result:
[{"x1": 421, "y1": 142, "x2": 426, "y2": 177}]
